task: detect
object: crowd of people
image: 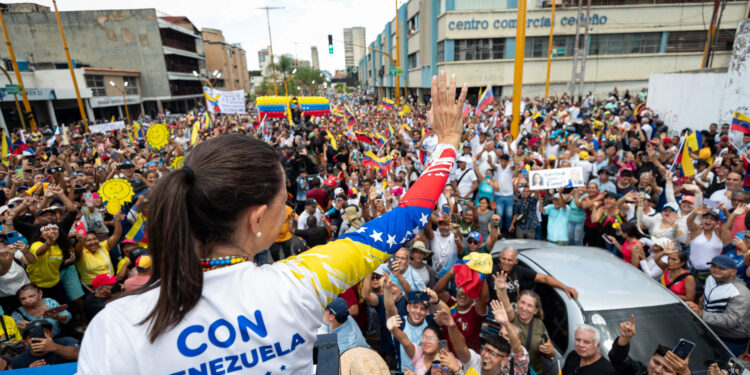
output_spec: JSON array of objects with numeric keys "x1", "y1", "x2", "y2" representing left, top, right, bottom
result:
[{"x1": 0, "y1": 83, "x2": 747, "y2": 375}]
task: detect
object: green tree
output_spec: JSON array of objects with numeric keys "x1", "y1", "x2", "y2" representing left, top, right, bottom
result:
[{"x1": 296, "y1": 67, "x2": 326, "y2": 95}]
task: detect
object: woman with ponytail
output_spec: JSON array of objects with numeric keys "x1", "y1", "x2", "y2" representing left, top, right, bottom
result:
[{"x1": 77, "y1": 71, "x2": 468, "y2": 374}]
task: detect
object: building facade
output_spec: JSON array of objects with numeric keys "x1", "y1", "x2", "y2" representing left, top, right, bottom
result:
[
  {"x1": 358, "y1": 0, "x2": 750, "y2": 102},
  {"x1": 311, "y1": 46, "x2": 320, "y2": 70},
  {"x1": 202, "y1": 28, "x2": 250, "y2": 92},
  {"x1": 258, "y1": 47, "x2": 271, "y2": 76},
  {"x1": 344, "y1": 27, "x2": 366, "y2": 68},
  {"x1": 0, "y1": 6, "x2": 207, "y2": 127}
]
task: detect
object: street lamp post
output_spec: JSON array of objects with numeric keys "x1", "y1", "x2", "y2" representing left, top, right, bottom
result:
[{"x1": 109, "y1": 80, "x2": 131, "y2": 128}]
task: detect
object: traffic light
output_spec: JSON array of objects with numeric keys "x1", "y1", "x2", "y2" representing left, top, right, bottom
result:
[{"x1": 328, "y1": 34, "x2": 333, "y2": 54}]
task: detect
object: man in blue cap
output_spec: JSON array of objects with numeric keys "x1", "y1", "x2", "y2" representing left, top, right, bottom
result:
[
  {"x1": 686, "y1": 255, "x2": 750, "y2": 356},
  {"x1": 318, "y1": 296, "x2": 369, "y2": 354}
]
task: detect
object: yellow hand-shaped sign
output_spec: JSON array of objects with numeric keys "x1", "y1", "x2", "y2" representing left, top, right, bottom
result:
[
  {"x1": 98, "y1": 179, "x2": 135, "y2": 215},
  {"x1": 146, "y1": 123, "x2": 170, "y2": 150}
]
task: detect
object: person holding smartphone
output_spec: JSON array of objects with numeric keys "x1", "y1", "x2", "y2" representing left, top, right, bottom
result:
[{"x1": 608, "y1": 314, "x2": 691, "y2": 375}]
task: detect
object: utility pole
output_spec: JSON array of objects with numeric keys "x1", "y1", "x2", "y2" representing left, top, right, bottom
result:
[
  {"x1": 510, "y1": 0, "x2": 528, "y2": 138},
  {"x1": 258, "y1": 6, "x2": 284, "y2": 96},
  {"x1": 578, "y1": 0, "x2": 591, "y2": 104},
  {"x1": 393, "y1": 0, "x2": 401, "y2": 106},
  {"x1": 544, "y1": 0, "x2": 557, "y2": 98},
  {"x1": 568, "y1": 0, "x2": 590, "y2": 103},
  {"x1": 53, "y1": 0, "x2": 88, "y2": 132},
  {"x1": 0, "y1": 5, "x2": 34, "y2": 130}
]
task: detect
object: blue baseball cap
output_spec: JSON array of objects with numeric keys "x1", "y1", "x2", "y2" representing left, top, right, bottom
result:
[
  {"x1": 468, "y1": 231, "x2": 482, "y2": 243},
  {"x1": 708, "y1": 255, "x2": 737, "y2": 269},
  {"x1": 325, "y1": 297, "x2": 349, "y2": 321}
]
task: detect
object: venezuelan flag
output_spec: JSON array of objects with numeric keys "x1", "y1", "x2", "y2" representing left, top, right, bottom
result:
[
  {"x1": 387, "y1": 124, "x2": 395, "y2": 138},
  {"x1": 200, "y1": 112, "x2": 212, "y2": 130},
  {"x1": 126, "y1": 213, "x2": 148, "y2": 248},
  {"x1": 190, "y1": 121, "x2": 200, "y2": 146},
  {"x1": 678, "y1": 131, "x2": 702, "y2": 176},
  {"x1": 451, "y1": 253, "x2": 492, "y2": 299},
  {"x1": 475, "y1": 84, "x2": 493, "y2": 114},
  {"x1": 732, "y1": 111, "x2": 750, "y2": 135},
  {"x1": 417, "y1": 149, "x2": 428, "y2": 165},
  {"x1": 363, "y1": 151, "x2": 390, "y2": 175},
  {"x1": 325, "y1": 129, "x2": 338, "y2": 151},
  {"x1": 374, "y1": 132, "x2": 387, "y2": 148},
  {"x1": 355, "y1": 131, "x2": 374, "y2": 144},
  {"x1": 462, "y1": 103, "x2": 472, "y2": 119},
  {"x1": 381, "y1": 97, "x2": 394, "y2": 110},
  {"x1": 1, "y1": 130, "x2": 9, "y2": 167}
]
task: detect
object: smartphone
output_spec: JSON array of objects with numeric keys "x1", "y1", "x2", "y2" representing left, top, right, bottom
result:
[
  {"x1": 6, "y1": 231, "x2": 19, "y2": 245},
  {"x1": 14, "y1": 167, "x2": 23, "y2": 179},
  {"x1": 441, "y1": 205, "x2": 450, "y2": 216},
  {"x1": 438, "y1": 340, "x2": 448, "y2": 351},
  {"x1": 703, "y1": 199, "x2": 719, "y2": 209},
  {"x1": 44, "y1": 304, "x2": 69, "y2": 315},
  {"x1": 451, "y1": 213, "x2": 458, "y2": 223},
  {"x1": 671, "y1": 338, "x2": 695, "y2": 360},
  {"x1": 407, "y1": 290, "x2": 428, "y2": 302},
  {"x1": 540, "y1": 333, "x2": 549, "y2": 343}
]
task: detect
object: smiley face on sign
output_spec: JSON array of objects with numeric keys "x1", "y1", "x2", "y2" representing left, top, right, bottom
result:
[
  {"x1": 98, "y1": 179, "x2": 135, "y2": 214},
  {"x1": 146, "y1": 123, "x2": 170, "y2": 150}
]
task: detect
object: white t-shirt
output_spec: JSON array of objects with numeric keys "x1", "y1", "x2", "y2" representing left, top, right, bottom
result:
[
  {"x1": 477, "y1": 150, "x2": 497, "y2": 177},
  {"x1": 454, "y1": 167, "x2": 477, "y2": 198},
  {"x1": 298, "y1": 210, "x2": 324, "y2": 230},
  {"x1": 495, "y1": 164, "x2": 514, "y2": 197},
  {"x1": 0, "y1": 256, "x2": 30, "y2": 298},
  {"x1": 78, "y1": 262, "x2": 326, "y2": 375}
]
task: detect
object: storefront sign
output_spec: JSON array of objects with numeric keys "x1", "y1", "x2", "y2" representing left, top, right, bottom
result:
[
  {"x1": 448, "y1": 13, "x2": 608, "y2": 31},
  {"x1": 89, "y1": 95, "x2": 141, "y2": 108},
  {"x1": 0, "y1": 87, "x2": 56, "y2": 102}
]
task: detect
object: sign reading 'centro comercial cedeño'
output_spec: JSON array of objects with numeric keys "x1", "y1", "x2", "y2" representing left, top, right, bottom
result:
[{"x1": 448, "y1": 13, "x2": 608, "y2": 30}]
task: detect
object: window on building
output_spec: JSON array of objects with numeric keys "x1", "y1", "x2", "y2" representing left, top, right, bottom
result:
[
  {"x1": 407, "y1": 14, "x2": 419, "y2": 34},
  {"x1": 85, "y1": 75, "x2": 106, "y2": 97},
  {"x1": 408, "y1": 52, "x2": 418, "y2": 69},
  {"x1": 454, "y1": 38, "x2": 505, "y2": 61},
  {"x1": 492, "y1": 38, "x2": 505, "y2": 59},
  {"x1": 437, "y1": 41, "x2": 445, "y2": 62},
  {"x1": 589, "y1": 32, "x2": 661, "y2": 55},
  {"x1": 123, "y1": 77, "x2": 139, "y2": 95},
  {"x1": 666, "y1": 29, "x2": 735, "y2": 53}
]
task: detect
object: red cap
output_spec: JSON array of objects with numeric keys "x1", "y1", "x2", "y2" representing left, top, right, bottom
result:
[
  {"x1": 91, "y1": 274, "x2": 117, "y2": 289},
  {"x1": 324, "y1": 176, "x2": 339, "y2": 187},
  {"x1": 121, "y1": 239, "x2": 136, "y2": 245},
  {"x1": 663, "y1": 137, "x2": 672, "y2": 144},
  {"x1": 721, "y1": 136, "x2": 729, "y2": 142}
]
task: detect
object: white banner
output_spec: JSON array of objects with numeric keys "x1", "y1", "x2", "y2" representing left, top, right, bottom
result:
[
  {"x1": 203, "y1": 87, "x2": 246, "y2": 114},
  {"x1": 528, "y1": 167, "x2": 585, "y2": 190},
  {"x1": 90, "y1": 121, "x2": 125, "y2": 134}
]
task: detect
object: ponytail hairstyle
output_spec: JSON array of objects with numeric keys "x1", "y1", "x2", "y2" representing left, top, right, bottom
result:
[{"x1": 131, "y1": 134, "x2": 283, "y2": 343}]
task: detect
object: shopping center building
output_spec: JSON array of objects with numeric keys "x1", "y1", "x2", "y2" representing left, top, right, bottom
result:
[{"x1": 358, "y1": 0, "x2": 750, "y2": 101}]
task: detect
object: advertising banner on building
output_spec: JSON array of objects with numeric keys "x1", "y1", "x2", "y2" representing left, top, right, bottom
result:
[
  {"x1": 203, "y1": 87, "x2": 246, "y2": 114},
  {"x1": 90, "y1": 121, "x2": 125, "y2": 134},
  {"x1": 528, "y1": 167, "x2": 585, "y2": 190}
]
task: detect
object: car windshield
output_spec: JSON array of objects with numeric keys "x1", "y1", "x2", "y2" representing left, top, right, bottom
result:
[{"x1": 584, "y1": 303, "x2": 732, "y2": 374}]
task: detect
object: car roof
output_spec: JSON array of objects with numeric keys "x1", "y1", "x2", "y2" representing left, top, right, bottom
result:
[
  {"x1": 490, "y1": 239, "x2": 559, "y2": 255},
  {"x1": 518, "y1": 246, "x2": 681, "y2": 311}
]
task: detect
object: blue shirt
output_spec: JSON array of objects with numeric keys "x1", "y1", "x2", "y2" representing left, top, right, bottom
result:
[
  {"x1": 296, "y1": 176, "x2": 308, "y2": 202},
  {"x1": 543, "y1": 204, "x2": 570, "y2": 242},
  {"x1": 400, "y1": 316, "x2": 428, "y2": 371},
  {"x1": 330, "y1": 316, "x2": 369, "y2": 353},
  {"x1": 11, "y1": 298, "x2": 71, "y2": 337}
]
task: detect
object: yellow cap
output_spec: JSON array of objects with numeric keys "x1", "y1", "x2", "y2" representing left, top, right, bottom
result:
[
  {"x1": 579, "y1": 151, "x2": 589, "y2": 160},
  {"x1": 548, "y1": 155, "x2": 556, "y2": 160}
]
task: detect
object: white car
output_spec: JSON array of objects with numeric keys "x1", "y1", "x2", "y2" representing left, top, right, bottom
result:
[{"x1": 491, "y1": 242, "x2": 747, "y2": 374}]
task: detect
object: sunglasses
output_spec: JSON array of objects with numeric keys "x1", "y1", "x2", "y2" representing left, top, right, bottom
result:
[
  {"x1": 467, "y1": 239, "x2": 478, "y2": 244},
  {"x1": 371, "y1": 274, "x2": 383, "y2": 280}
]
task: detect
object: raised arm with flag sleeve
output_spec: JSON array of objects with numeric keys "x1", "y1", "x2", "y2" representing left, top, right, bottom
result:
[{"x1": 282, "y1": 71, "x2": 468, "y2": 307}]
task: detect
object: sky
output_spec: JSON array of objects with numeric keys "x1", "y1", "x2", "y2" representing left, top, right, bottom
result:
[{"x1": 13, "y1": 0, "x2": 397, "y2": 73}]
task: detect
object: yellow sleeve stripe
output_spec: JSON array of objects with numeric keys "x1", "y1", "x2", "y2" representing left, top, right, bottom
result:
[{"x1": 282, "y1": 238, "x2": 389, "y2": 307}]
